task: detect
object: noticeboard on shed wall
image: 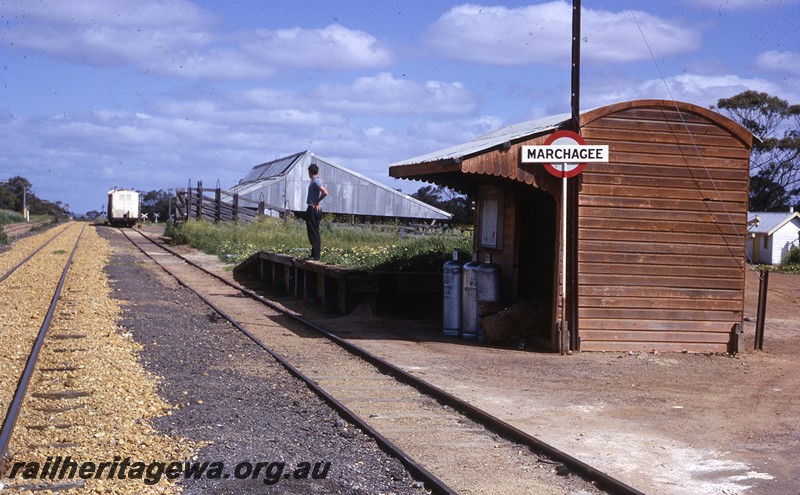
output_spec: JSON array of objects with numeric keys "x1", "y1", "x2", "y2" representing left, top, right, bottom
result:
[{"x1": 478, "y1": 185, "x2": 503, "y2": 250}]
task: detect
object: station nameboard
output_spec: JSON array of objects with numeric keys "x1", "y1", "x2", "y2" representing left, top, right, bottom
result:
[{"x1": 521, "y1": 130, "x2": 608, "y2": 178}]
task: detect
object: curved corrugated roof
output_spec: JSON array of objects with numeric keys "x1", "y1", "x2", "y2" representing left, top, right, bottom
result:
[{"x1": 390, "y1": 99, "x2": 754, "y2": 169}]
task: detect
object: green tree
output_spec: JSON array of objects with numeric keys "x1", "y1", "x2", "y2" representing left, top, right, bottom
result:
[
  {"x1": 0, "y1": 183, "x2": 16, "y2": 210},
  {"x1": 0, "y1": 176, "x2": 70, "y2": 218},
  {"x1": 140, "y1": 189, "x2": 173, "y2": 222},
  {"x1": 714, "y1": 91, "x2": 800, "y2": 211},
  {"x1": 411, "y1": 185, "x2": 441, "y2": 206},
  {"x1": 411, "y1": 185, "x2": 474, "y2": 225},
  {"x1": 1, "y1": 176, "x2": 32, "y2": 211}
]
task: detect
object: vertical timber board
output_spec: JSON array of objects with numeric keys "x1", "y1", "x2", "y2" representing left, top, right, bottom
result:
[
  {"x1": 495, "y1": 189, "x2": 517, "y2": 302},
  {"x1": 259, "y1": 256, "x2": 273, "y2": 286},
  {"x1": 272, "y1": 263, "x2": 284, "y2": 291},
  {"x1": 294, "y1": 266, "x2": 303, "y2": 298},
  {"x1": 284, "y1": 266, "x2": 292, "y2": 295},
  {"x1": 323, "y1": 275, "x2": 338, "y2": 312},
  {"x1": 304, "y1": 271, "x2": 317, "y2": 300}
]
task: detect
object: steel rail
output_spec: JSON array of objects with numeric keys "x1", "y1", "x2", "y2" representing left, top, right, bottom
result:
[
  {"x1": 0, "y1": 224, "x2": 86, "y2": 475},
  {"x1": 128, "y1": 227, "x2": 646, "y2": 495},
  {"x1": 1, "y1": 220, "x2": 52, "y2": 238},
  {"x1": 0, "y1": 224, "x2": 71, "y2": 284},
  {"x1": 119, "y1": 228, "x2": 456, "y2": 495}
]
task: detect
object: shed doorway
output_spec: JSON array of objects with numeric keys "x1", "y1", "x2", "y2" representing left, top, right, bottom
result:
[{"x1": 515, "y1": 186, "x2": 557, "y2": 348}]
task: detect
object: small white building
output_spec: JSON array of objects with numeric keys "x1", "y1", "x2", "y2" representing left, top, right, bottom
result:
[{"x1": 747, "y1": 211, "x2": 800, "y2": 265}]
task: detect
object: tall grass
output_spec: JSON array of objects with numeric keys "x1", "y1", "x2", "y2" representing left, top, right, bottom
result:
[
  {"x1": 0, "y1": 209, "x2": 24, "y2": 225},
  {"x1": 170, "y1": 218, "x2": 472, "y2": 271},
  {"x1": 0, "y1": 210, "x2": 25, "y2": 244}
]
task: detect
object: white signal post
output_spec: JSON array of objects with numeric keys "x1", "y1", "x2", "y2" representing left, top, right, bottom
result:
[{"x1": 521, "y1": 130, "x2": 608, "y2": 353}]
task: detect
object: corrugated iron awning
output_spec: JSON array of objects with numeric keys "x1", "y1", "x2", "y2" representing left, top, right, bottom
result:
[{"x1": 390, "y1": 113, "x2": 570, "y2": 169}]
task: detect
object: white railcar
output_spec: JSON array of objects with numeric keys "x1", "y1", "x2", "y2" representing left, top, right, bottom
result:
[{"x1": 107, "y1": 188, "x2": 140, "y2": 227}]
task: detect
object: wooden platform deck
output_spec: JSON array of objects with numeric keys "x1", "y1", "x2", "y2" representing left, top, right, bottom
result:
[{"x1": 234, "y1": 251, "x2": 443, "y2": 316}]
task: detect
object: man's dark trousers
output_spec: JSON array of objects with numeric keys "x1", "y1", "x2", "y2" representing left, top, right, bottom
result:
[{"x1": 305, "y1": 206, "x2": 321, "y2": 259}]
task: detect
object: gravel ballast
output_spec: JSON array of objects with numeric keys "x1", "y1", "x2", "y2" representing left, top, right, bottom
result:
[
  {"x1": 100, "y1": 227, "x2": 427, "y2": 494},
  {"x1": 2, "y1": 224, "x2": 195, "y2": 495}
]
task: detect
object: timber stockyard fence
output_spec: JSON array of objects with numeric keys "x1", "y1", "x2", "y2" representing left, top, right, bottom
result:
[{"x1": 176, "y1": 181, "x2": 285, "y2": 223}]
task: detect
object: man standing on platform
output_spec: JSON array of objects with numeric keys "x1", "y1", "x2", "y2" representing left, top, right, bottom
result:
[{"x1": 304, "y1": 163, "x2": 328, "y2": 260}]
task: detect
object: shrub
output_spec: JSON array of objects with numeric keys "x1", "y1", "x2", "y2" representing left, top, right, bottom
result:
[
  {"x1": 780, "y1": 245, "x2": 800, "y2": 272},
  {"x1": 0, "y1": 209, "x2": 24, "y2": 245},
  {"x1": 170, "y1": 218, "x2": 472, "y2": 272},
  {"x1": 0, "y1": 209, "x2": 24, "y2": 225}
]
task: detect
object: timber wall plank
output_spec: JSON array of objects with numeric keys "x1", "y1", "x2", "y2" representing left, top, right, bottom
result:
[{"x1": 577, "y1": 102, "x2": 750, "y2": 352}]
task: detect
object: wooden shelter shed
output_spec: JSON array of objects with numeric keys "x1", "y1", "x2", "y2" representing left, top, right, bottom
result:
[{"x1": 390, "y1": 100, "x2": 753, "y2": 353}]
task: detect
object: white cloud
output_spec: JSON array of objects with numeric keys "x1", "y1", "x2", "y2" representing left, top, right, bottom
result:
[
  {"x1": 0, "y1": 1, "x2": 391, "y2": 78},
  {"x1": 0, "y1": 0, "x2": 213, "y2": 67},
  {"x1": 0, "y1": 0, "x2": 211, "y2": 26},
  {"x1": 154, "y1": 98, "x2": 341, "y2": 128},
  {"x1": 155, "y1": 73, "x2": 476, "y2": 124},
  {"x1": 148, "y1": 49, "x2": 279, "y2": 79},
  {"x1": 314, "y1": 73, "x2": 477, "y2": 115},
  {"x1": 756, "y1": 51, "x2": 800, "y2": 74},
  {"x1": 424, "y1": 2, "x2": 700, "y2": 66},
  {"x1": 243, "y1": 24, "x2": 392, "y2": 70},
  {"x1": 583, "y1": 73, "x2": 782, "y2": 109},
  {"x1": 408, "y1": 116, "x2": 504, "y2": 145},
  {"x1": 0, "y1": 67, "x2": 490, "y2": 213},
  {"x1": 680, "y1": 0, "x2": 800, "y2": 10}
]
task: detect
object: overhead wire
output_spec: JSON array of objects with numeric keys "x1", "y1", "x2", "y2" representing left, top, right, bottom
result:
[{"x1": 625, "y1": 4, "x2": 757, "y2": 271}]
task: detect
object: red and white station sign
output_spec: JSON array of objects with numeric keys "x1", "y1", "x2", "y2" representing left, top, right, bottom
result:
[{"x1": 521, "y1": 130, "x2": 608, "y2": 178}]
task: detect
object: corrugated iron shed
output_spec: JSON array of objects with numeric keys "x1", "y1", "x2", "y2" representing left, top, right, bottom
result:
[{"x1": 235, "y1": 151, "x2": 451, "y2": 220}]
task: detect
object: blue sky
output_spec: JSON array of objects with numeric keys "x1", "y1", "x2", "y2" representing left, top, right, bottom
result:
[{"x1": 1, "y1": 0, "x2": 798, "y2": 215}]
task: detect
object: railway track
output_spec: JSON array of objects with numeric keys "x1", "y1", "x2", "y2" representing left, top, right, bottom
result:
[
  {"x1": 0, "y1": 223, "x2": 85, "y2": 478},
  {"x1": 120, "y1": 226, "x2": 646, "y2": 495},
  {"x1": 1, "y1": 224, "x2": 198, "y2": 494},
  {"x1": 1, "y1": 220, "x2": 51, "y2": 239}
]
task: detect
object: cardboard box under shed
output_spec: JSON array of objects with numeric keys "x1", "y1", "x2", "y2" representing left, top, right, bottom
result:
[{"x1": 390, "y1": 99, "x2": 753, "y2": 353}]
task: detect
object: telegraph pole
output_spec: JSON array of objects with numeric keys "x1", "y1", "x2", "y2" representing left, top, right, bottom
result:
[
  {"x1": 564, "y1": 0, "x2": 581, "y2": 354},
  {"x1": 571, "y1": 0, "x2": 581, "y2": 130}
]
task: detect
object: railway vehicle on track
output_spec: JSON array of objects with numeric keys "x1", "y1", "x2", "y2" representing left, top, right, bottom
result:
[{"x1": 107, "y1": 188, "x2": 140, "y2": 227}]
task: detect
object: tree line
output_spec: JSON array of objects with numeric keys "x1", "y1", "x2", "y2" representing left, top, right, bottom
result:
[
  {"x1": 0, "y1": 176, "x2": 71, "y2": 218},
  {"x1": 83, "y1": 189, "x2": 174, "y2": 222}
]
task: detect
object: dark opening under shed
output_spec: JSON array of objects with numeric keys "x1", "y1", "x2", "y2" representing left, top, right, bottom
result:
[{"x1": 389, "y1": 99, "x2": 753, "y2": 353}]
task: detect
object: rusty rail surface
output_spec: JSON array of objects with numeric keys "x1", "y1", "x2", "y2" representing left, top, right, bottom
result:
[
  {"x1": 0, "y1": 224, "x2": 86, "y2": 475},
  {"x1": 125, "y1": 227, "x2": 646, "y2": 495}
]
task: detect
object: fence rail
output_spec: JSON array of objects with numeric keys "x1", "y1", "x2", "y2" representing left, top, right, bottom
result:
[{"x1": 176, "y1": 181, "x2": 285, "y2": 223}]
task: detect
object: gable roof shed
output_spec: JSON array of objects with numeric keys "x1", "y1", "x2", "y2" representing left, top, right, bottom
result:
[
  {"x1": 236, "y1": 151, "x2": 451, "y2": 221},
  {"x1": 747, "y1": 211, "x2": 800, "y2": 265}
]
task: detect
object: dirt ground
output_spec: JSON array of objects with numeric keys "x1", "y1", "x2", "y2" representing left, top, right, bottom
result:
[
  {"x1": 261, "y1": 267, "x2": 799, "y2": 495},
  {"x1": 144, "y1": 224, "x2": 799, "y2": 495}
]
